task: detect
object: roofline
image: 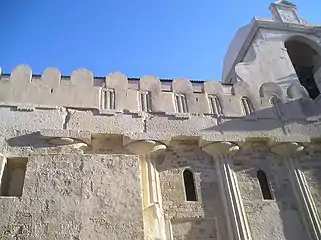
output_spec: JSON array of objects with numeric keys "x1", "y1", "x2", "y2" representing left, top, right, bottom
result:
[
  {"x1": 222, "y1": 17, "x2": 321, "y2": 85},
  {"x1": 1, "y1": 73, "x2": 208, "y2": 83}
]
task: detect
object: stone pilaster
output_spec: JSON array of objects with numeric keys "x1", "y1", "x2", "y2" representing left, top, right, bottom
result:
[
  {"x1": 0, "y1": 154, "x2": 6, "y2": 189},
  {"x1": 202, "y1": 142, "x2": 252, "y2": 240},
  {"x1": 125, "y1": 140, "x2": 167, "y2": 240},
  {"x1": 271, "y1": 142, "x2": 321, "y2": 240}
]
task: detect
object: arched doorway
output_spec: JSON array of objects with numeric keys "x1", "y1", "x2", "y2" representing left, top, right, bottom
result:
[{"x1": 285, "y1": 37, "x2": 321, "y2": 99}]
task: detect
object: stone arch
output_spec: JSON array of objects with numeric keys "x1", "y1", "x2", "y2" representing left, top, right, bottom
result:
[
  {"x1": 284, "y1": 35, "x2": 321, "y2": 99},
  {"x1": 139, "y1": 75, "x2": 162, "y2": 112},
  {"x1": 287, "y1": 83, "x2": 309, "y2": 99},
  {"x1": 183, "y1": 169, "x2": 197, "y2": 201},
  {"x1": 104, "y1": 72, "x2": 128, "y2": 111},
  {"x1": 259, "y1": 82, "x2": 283, "y2": 99},
  {"x1": 172, "y1": 78, "x2": 197, "y2": 113}
]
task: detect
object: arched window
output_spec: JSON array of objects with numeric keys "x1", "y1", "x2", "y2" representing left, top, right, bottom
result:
[
  {"x1": 208, "y1": 95, "x2": 223, "y2": 116},
  {"x1": 183, "y1": 169, "x2": 197, "y2": 201},
  {"x1": 241, "y1": 97, "x2": 254, "y2": 115},
  {"x1": 285, "y1": 39, "x2": 321, "y2": 99},
  {"x1": 175, "y1": 94, "x2": 188, "y2": 113},
  {"x1": 257, "y1": 170, "x2": 273, "y2": 200},
  {"x1": 270, "y1": 96, "x2": 283, "y2": 118},
  {"x1": 140, "y1": 90, "x2": 152, "y2": 112}
]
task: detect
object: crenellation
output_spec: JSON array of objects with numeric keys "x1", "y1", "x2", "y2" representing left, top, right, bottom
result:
[
  {"x1": 1, "y1": 65, "x2": 321, "y2": 122},
  {"x1": 2, "y1": 1, "x2": 321, "y2": 239}
]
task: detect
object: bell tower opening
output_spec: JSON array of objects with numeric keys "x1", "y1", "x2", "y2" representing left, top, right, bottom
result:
[{"x1": 285, "y1": 39, "x2": 321, "y2": 99}]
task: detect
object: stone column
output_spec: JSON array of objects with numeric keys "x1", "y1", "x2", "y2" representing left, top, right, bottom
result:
[
  {"x1": 125, "y1": 140, "x2": 167, "y2": 240},
  {"x1": 202, "y1": 141, "x2": 252, "y2": 240},
  {"x1": 271, "y1": 142, "x2": 321, "y2": 240}
]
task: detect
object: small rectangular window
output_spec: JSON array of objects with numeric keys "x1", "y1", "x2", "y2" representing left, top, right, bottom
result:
[
  {"x1": 0, "y1": 157, "x2": 28, "y2": 197},
  {"x1": 101, "y1": 88, "x2": 116, "y2": 110},
  {"x1": 175, "y1": 94, "x2": 188, "y2": 113}
]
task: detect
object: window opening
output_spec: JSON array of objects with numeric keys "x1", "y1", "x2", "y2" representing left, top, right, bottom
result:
[
  {"x1": 140, "y1": 91, "x2": 152, "y2": 112},
  {"x1": 101, "y1": 88, "x2": 116, "y2": 110},
  {"x1": 208, "y1": 95, "x2": 223, "y2": 116},
  {"x1": 285, "y1": 39, "x2": 321, "y2": 99},
  {"x1": 183, "y1": 169, "x2": 197, "y2": 201},
  {"x1": 175, "y1": 94, "x2": 188, "y2": 113},
  {"x1": 241, "y1": 97, "x2": 254, "y2": 115},
  {"x1": 0, "y1": 158, "x2": 28, "y2": 197},
  {"x1": 257, "y1": 170, "x2": 273, "y2": 200}
]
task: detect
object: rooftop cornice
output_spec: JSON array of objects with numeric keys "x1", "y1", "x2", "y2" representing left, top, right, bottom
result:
[{"x1": 223, "y1": 18, "x2": 321, "y2": 84}]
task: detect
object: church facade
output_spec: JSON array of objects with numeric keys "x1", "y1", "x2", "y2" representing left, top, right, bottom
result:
[{"x1": 1, "y1": 1, "x2": 321, "y2": 239}]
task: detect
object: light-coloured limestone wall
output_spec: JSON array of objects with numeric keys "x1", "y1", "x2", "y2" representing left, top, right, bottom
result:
[
  {"x1": 2, "y1": 64, "x2": 321, "y2": 123},
  {"x1": 234, "y1": 29, "x2": 321, "y2": 94},
  {"x1": 0, "y1": 153, "x2": 144, "y2": 240},
  {"x1": 155, "y1": 140, "x2": 228, "y2": 240},
  {"x1": 232, "y1": 143, "x2": 309, "y2": 240},
  {"x1": 2, "y1": 3, "x2": 321, "y2": 239},
  {"x1": 299, "y1": 147, "x2": 321, "y2": 222}
]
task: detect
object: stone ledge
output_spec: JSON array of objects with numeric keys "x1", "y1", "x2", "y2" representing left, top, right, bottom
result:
[{"x1": 39, "y1": 129, "x2": 91, "y2": 144}]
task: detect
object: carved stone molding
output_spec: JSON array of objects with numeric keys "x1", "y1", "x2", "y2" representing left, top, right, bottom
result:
[
  {"x1": 285, "y1": 157, "x2": 321, "y2": 239},
  {"x1": 201, "y1": 141, "x2": 240, "y2": 157},
  {"x1": 270, "y1": 142, "x2": 304, "y2": 157},
  {"x1": 201, "y1": 142, "x2": 251, "y2": 240},
  {"x1": 0, "y1": 154, "x2": 6, "y2": 186},
  {"x1": 272, "y1": 142, "x2": 321, "y2": 239},
  {"x1": 216, "y1": 157, "x2": 252, "y2": 240},
  {"x1": 125, "y1": 140, "x2": 167, "y2": 155}
]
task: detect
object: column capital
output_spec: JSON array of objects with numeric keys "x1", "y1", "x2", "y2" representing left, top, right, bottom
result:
[
  {"x1": 270, "y1": 142, "x2": 304, "y2": 157},
  {"x1": 125, "y1": 140, "x2": 167, "y2": 155},
  {"x1": 201, "y1": 141, "x2": 240, "y2": 157}
]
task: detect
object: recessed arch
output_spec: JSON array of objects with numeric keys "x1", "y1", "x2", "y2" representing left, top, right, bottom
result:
[{"x1": 285, "y1": 36, "x2": 321, "y2": 99}]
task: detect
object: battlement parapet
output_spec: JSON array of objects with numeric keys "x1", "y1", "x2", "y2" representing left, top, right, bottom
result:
[{"x1": 0, "y1": 65, "x2": 319, "y2": 120}]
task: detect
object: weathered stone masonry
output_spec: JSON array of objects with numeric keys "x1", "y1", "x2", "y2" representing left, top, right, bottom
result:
[{"x1": 1, "y1": 1, "x2": 321, "y2": 239}]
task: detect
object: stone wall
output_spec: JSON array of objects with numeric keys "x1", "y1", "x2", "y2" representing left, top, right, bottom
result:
[
  {"x1": 0, "y1": 154, "x2": 144, "y2": 240},
  {"x1": 232, "y1": 144, "x2": 309, "y2": 240},
  {"x1": 155, "y1": 140, "x2": 228, "y2": 240}
]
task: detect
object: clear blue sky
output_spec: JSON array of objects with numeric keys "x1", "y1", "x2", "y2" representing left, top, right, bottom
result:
[{"x1": 1, "y1": 0, "x2": 320, "y2": 80}]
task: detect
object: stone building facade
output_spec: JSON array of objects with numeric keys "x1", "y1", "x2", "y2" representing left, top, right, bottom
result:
[{"x1": 1, "y1": 1, "x2": 321, "y2": 239}]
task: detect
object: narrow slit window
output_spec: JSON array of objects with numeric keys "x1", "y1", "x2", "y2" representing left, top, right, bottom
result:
[
  {"x1": 257, "y1": 170, "x2": 273, "y2": 200},
  {"x1": 183, "y1": 169, "x2": 197, "y2": 201},
  {"x1": 101, "y1": 88, "x2": 116, "y2": 110},
  {"x1": 208, "y1": 95, "x2": 223, "y2": 116},
  {"x1": 140, "y1": 91, "x2": 152, "y2": 112},
  {"x1": 270, "y1": 96, "x2": 283, "y2": 118},
  {"x1": 241, "y1": 97, "x2": 254, "y2": 115},
  {"x1": 175, "y1": 94, "x2": 188, "y2": 113},
  {"x1": 0, "y1": 158, "x2": 28, "y2": 197}
]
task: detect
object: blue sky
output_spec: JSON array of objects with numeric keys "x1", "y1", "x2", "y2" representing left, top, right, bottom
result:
[{"x1": 1, "y1": 0, "x2": 320, "y2": 80}]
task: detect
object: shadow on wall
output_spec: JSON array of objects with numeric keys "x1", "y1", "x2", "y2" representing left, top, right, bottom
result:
[
  {"x1": 232, "y1": 148, "x2": 309, "y2": 240},
  {"x1": 204, "y1": 96, "x2": 321, "y2": 133},
  {"x1": 6, "y1": 132, "x2": 50, "y2": 148}
]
